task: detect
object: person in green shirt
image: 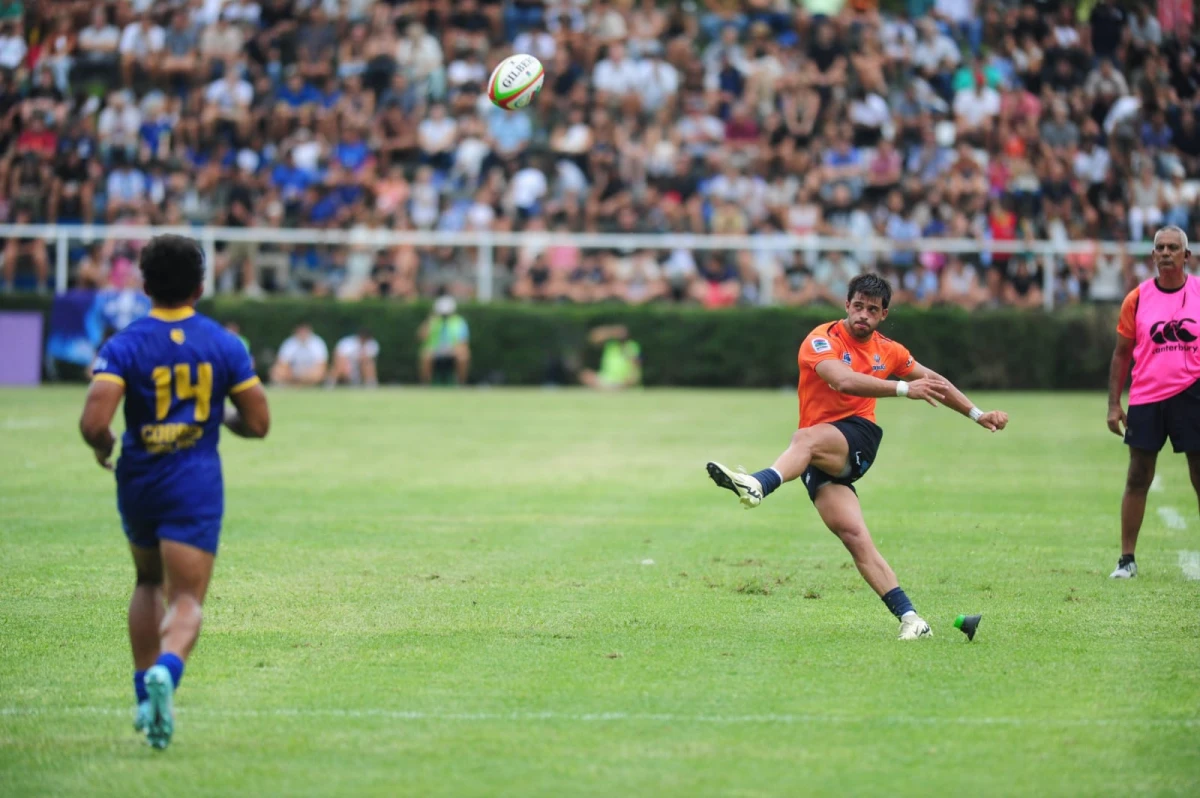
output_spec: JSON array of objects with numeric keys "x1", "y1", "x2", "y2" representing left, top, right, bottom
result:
[
  {"x1": 224, "y1": 321, "x2": 251, "y2": 354},
  {"x1": 418, "y1": 296, "x2": 470, "y2": 386},
  {"x1": 581, "y1": 325, "x2": 641, "y2": 390}
]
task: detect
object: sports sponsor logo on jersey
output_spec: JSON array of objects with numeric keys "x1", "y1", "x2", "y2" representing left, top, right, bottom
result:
[
  {"x1": 170, "y1": 329, "x2": 186, "y2": 345},
  {"x1": 842, "y1": 352, "x2": 852, "y2": 365},
  {"x1": 1150, "y1": 319, "x2": 1196, "y2": 345},
  {"x1": 1149, "y1": 318, "x2": 1198, "y2": 354},
  {"x1": 812, "y1": 338, "x2": 831, "y2": 353},
  {"x1": 905, "y1": 357, "x2": 913, "y2": 368},
  {"x1": 94, "y1": 356, "x2": 108, "y2": 371}
]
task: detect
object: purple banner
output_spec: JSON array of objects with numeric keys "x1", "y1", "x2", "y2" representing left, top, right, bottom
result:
[{"x1": 0, "y1": 312, "x2": 44, "y2": 386}]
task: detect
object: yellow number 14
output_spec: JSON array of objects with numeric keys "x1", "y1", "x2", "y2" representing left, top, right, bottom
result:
[{"x1": 151, "y1": 362, "x2": 213, "y2": 422}]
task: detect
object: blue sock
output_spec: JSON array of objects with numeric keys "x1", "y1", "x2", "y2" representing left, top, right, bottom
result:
[
  {"x1": 134, "y1": 670, "x2": 148, "y2": 703},
  {"x1": 155, "y1": 653, "x2": 185, "y2": 689},
  {"x1": 881, "y1": 587, "x2": 915, "y2": 619},
  {"x1": 751, "y1": 467, "x2": 783, "y2": 497}
]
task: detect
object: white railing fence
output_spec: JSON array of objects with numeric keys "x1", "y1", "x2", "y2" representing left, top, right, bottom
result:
[{"x1": 0, "y1": 224, "x2": 1155, "y2": 310}]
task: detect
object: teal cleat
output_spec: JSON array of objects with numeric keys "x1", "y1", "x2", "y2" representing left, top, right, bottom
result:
[
  {"x1": 133, "y1": 700, "x2": 152, "y2": 732},
  {"x1": 143, "y1": 665, "x2": 175, "y2": 750}
]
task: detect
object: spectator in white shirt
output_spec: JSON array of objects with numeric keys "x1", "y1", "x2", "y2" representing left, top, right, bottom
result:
[
  {"x1": 0, "y1": 21, "x2": 26, "y2": 71},
  {"x1": 396, "y1": 22, "x2": 443, "y2": 97},
  {"x1": 953, "y1": 83, "x2": 1000, "y2": 143},
  {"x1": 911, "y1": 19, "x2": 960, "y2": 76},
  {"x1": 935, "y1": 0, "x2": 981, "y2": 54},
  {"x1": 105, "y1": 155, "x2": 147, "y2": 219},
  {"x1": 593, "y1": 42, "x2": 642, "y2": 101},
  {"x1": 509, "y1": 159, "x2": 549, "y2": 217},
  {"x1": 446, "y1": 48, "x2": 487, "y2": 93},
  {"x1": 98, "y1": 91, "x2": 143, "y2": 160},
  {"x1": 120, "y1": 14, "x2": 165, "y2": 86},
  {"x1": 327, "y1": 329, "x2": 380, "y2": 387},
  {"x1": 418, "y1": 103, "x2": 458, "y2": 170},
  {"x1": 513, "y1": 22, "x2": 556, "y2": 64},
  {"x1": 271, "y1": 323, "x2": 329, "y2": 386},
  {"x1": 203, "y1": 68, "x2": 254, "y2": 139},
  {"x1": 78, "y1": 7, "x2": 122, "y2": 82},
  {"x1": 637, "y1": 53, "x2": 680, "y2": 114},
  {"x1": 1073, "y1": 134, "x2": 1111, "y2": 184}
]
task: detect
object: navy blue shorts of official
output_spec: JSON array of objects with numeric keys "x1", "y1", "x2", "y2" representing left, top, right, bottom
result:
[
  {"x1": 800, "y1": 415, "x2": 884, "y2": 502},
  {"x1": 1124, "y1": 378, "x2": 1200, "y2": 454}
]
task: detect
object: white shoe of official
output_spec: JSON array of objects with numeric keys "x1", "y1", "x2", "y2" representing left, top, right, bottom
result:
[
  {"x1": 897, "y1": 614, "x2": 933, "y2": 641},
  {"x1": 1110, "y1": 560, "x2": 1137, "y2": 579},
  {"x1": 706, "y1": 462, "x2": 764, "y2": 509}
]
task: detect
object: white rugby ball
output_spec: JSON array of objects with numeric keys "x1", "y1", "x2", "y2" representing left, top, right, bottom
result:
[{"x1": 487, "y1": 54, "x2": 545, "y2": 110}]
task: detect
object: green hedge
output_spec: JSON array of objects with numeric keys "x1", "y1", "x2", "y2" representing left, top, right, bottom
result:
[{"x1": 1, "y1": 296, "x2": 1119, "y2": 390}]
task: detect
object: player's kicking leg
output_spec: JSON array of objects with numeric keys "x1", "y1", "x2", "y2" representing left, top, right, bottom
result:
[
  {"x1": 707, "y1": 424, "x2": 849, "y2": 508},
  {"x1": 814, "y1": 484, "x2": 931, "y2": 640},
  {"x1": 143, "y1": 537, "x2": 215, "y2": 750},
  {"x1": 1112, "y1": 448, "x2": 1157, "y2": 578},
  {"x1": 127, "y1": 543, "x2": 164, "y2": 732}
]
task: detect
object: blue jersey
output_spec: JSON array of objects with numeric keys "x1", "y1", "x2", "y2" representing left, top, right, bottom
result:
[{"x1": 92, "y1": 307, "x2": 259, "y2": 523}]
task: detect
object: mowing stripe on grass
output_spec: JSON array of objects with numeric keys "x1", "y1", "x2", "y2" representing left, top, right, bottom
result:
[
  {"x1": 2, "y1": 706, "x2": 1198, "y2": 729},
  {"x1": 1158, "y1": 506, "x2": 1187, "y2": 530},
  {"x1": 1178, "y1": 550, "x2": 1200, "y2": 581}
]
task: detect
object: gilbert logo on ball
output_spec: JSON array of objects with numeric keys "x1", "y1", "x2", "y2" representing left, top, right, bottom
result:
[{"x1": 488, "y1": 54, "x2": 544, "y2": 110}]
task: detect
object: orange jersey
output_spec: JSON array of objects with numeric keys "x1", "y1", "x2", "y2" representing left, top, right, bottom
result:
[{"x1": 797, "y1": 321, "x2": 916, "y2": 428}]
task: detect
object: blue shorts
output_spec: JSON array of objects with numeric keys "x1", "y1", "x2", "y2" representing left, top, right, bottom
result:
[
  {"x1": 800, "y1": 415, "x2": 884, "y2": 502},
  {"x1": 122, "y1": 516, "x2": 222, "y2": 555}
]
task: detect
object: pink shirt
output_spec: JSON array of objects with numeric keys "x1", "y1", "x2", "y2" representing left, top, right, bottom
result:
[{"x1": 1118, "y1": 275, "x2": 1200, "y2": 405}]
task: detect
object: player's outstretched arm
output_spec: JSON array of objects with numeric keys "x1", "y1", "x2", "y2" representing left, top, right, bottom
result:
[
  {"x1": 1106, "y1": 333, "x2": 1134, "y2": 436},
  {"x1": 900, "y1": 362, "x2": 1008, "y2": 432},
  {"x1": 79, "y1": 379, "x2": 123, "y2": 470},
  {"x1": 225, "y1": 383, "x2": 271, "y2": 439},
  {"x1": 815, "y1": 360, "x2": 949, "y2": 405}
]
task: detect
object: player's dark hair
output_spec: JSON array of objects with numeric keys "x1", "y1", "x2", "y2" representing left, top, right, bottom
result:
[
  {"x1": 847, "y1": 273, "x2": 893, "y2": 309},
  {"x1": 140, "y1": 235, "x2": 205, "y2": 306}
]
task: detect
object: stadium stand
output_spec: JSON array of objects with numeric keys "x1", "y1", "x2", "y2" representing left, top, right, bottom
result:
[{"x1": 0, "y1": 0, "x2": 1196, "y2": 308}]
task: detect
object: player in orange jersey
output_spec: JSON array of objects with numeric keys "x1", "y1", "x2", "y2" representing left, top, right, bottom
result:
[{"x1": 707, "y1": 274, "x2": 1009, "y2": 640}]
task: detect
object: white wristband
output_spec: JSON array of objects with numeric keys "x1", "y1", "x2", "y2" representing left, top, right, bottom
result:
[
  {"x1": 969, "y1": 407, "x2": 983, "y2": 422},
  {"x1": 895, "y1": 381, "x2": 909, "y2": 397}
]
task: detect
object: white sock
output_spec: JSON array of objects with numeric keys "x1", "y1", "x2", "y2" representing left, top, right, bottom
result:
[{"x1": 900, "y1": 611, "x2": 918, "y2": 621}]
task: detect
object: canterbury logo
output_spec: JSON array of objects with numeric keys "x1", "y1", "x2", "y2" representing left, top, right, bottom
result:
[{"x1": 1150, "y1": 319, "x2": 1197, "y2": 344}]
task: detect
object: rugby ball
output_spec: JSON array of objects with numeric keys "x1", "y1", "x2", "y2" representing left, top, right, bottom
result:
[{"x1": 487, "y1": 54, "x2": 544, "y2": 110}]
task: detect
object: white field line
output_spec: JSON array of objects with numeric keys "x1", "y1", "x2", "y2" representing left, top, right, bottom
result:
[
  {"x1": 1158, "y1": 506, "x2": 1188, "y2": 530},
  {"x1": 0, "y1": 706, "x2": 1197, "y2": 729},
  {"x1": 1178, "y1": 551, "x2": 1200, "y2": 581},
  {"x1": 1149, "y1": 474, "x2": 1163, "y2": 493}
]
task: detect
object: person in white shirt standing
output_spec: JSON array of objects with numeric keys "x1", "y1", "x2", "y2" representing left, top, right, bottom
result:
[
  {"x1": 327, "y1": 328, "x2": 380, "y2": 388},
  {"x1": 270, "y1": 323, "x2": 328, "y2": 386}
]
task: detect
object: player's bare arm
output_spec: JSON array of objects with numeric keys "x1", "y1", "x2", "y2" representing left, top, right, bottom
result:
[
  {"x1": 815, "y1": 359, "x2": 948, "y2": 406},
  {"x1": 79, "y1": 379, "x2": 124, "y2": 470},
  {"x1": 1107, "y1": 333, "x2": 1134, "y2": 436},
  {"x1": 900, "y1": 361, "x2": 1009, "y2": 431},
  {"x1": 224, "y1": 383, "x2": 271, "y2": 439}
]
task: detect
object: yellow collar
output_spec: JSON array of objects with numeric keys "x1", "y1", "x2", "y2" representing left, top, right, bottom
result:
[{"x1": 149, "y1": 307, "x2": 196, "y2": 322}]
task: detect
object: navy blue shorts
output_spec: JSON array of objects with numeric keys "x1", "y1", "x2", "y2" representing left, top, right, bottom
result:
[
  {"x1": 1124, "y1": 379, "x2": 1200, "y2": 454},
  {"x1": 800, "y1": 416, "x2": 884, "y2": 502},
  {"x1": 122, "y1": 516, "x2": 222, "y2": 555}
]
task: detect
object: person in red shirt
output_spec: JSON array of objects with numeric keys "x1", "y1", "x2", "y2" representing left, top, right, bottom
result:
[{"x1": 707, "y1": 274, "x2": 1009, "y2": 640}]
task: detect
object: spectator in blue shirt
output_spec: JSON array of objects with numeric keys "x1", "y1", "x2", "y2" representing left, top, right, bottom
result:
[{"x1": 334, "y1": 126, "x2": 371, "y2": 173}]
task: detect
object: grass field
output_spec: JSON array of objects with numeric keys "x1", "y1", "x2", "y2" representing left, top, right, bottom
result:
[{"x1": 1, "y1": 386, "x2": 1198, "y2": 797}]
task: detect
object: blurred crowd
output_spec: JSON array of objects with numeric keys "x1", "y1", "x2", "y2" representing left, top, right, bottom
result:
[{"x1": 0, "y1": 0, "x2": 1198, "y2": 309}]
